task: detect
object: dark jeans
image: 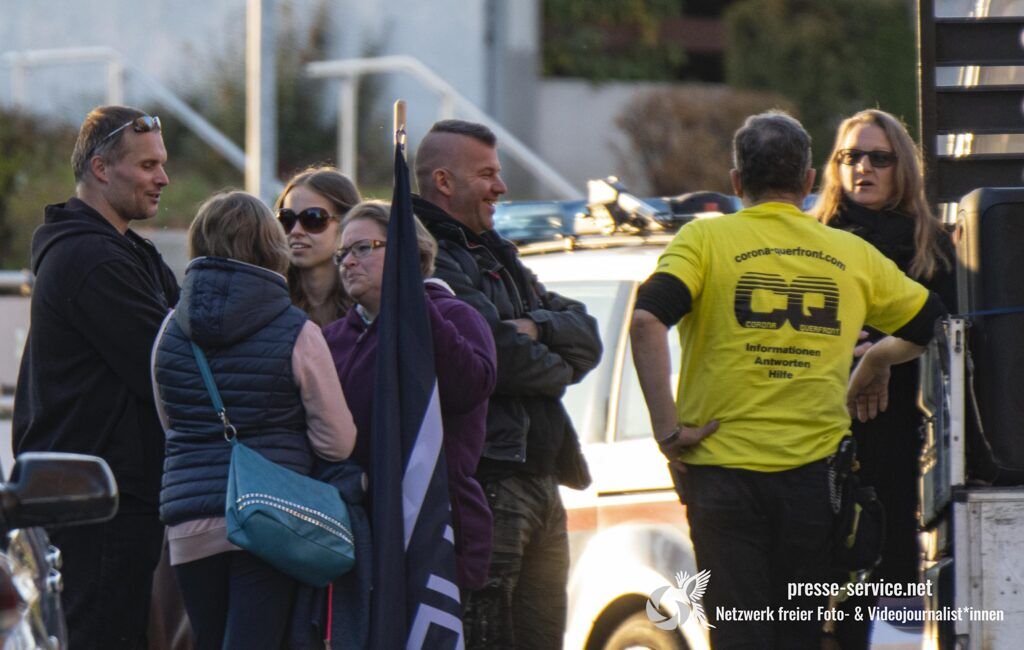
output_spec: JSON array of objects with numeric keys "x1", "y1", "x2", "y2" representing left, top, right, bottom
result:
[
  {"x1": 681, "y1": 460, "x2": 835, "y2": 650},
  {"x1": 48, "y1": 509, "x2": 164, "y2": 649},
  {"x1": 148, "y1": 534, "x2": 194, "y2": 650},
  {"x1": 174, "y1": 551, "x2": 298, "y2": 650},
  {"x1": 464, "y1": 474, "x2": 569, "y2": 649}
]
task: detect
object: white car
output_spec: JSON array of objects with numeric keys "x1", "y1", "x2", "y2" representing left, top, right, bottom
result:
[{"x1": 521, "y1": 234, "x2": 705, "y2": 650}]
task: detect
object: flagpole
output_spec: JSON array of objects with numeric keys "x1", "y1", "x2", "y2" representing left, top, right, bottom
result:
[
  {"x1": 394, "y1": 99, "x2": 407, "y2": 150},
  {"x1": 370, "y1": 96, "x2": 463, "y2": 649}
]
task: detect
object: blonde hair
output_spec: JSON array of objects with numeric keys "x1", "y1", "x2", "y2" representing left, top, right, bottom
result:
[
  {"x1": 188, "y1": 191, "x2": 290, "y2": 276},
  {"x1": 813, "y1": 109, "x2": 950, "y2": 279},
  {"x1": 341, "y1": 201, "x2": 438, "y2": 278},
  {"x1": 276, "y1": 167, "x2": 362, "y2": 322}
]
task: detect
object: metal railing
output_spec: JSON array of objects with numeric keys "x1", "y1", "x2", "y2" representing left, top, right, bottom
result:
[
  {"x1": 305, "y1": 55, "x2": 582, "y2": 200},
  {"x1": 0, "y1": 271, "x2": 31, "y2": 295},
  {"x1": 1, "y1": 49, "x2": 580, "y2": 200},
  {"x1": 0, "y1": 47, "x2": 281, "y2": 195}
]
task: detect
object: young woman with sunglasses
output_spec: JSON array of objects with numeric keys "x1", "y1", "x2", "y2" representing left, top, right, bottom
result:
[
  {"x1": 275, "y1": 167, "x2": 361, "y2": 326},
  {"x1": 813, "y1": 109, "x2": 955, "y2": 649},
  {"x1": 322, "y1": 201, "x2": 497, "y2": 592}
]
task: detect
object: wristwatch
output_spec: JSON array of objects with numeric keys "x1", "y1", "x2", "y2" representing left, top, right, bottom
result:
[{"x1": 656, "y1": 425, "x2": 681, "y2": 448}]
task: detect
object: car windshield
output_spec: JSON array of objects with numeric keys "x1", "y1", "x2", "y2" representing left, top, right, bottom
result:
[
  {"x1": 495, "y1": 204, "x2": 561, "y2": 221},
  {"x1": 544, "y1": 279, "x2": 633, "y2": 444}
]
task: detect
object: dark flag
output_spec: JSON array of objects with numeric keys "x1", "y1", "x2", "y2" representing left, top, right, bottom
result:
[{"x1": 368, "y1": 127, "x2": 464, "y2": 649}]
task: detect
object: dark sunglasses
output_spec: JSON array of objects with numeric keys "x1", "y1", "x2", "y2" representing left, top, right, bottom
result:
[
  {"x1": 98, "y1": 115, "x2": 162, "y2": 148},
  {"x1": 837, "y1": 149, "x2": 898, "y2": 168},
  {"x1": 334, "y1": 239, "x2": 386, "y2": 264},
  {"x1": 277, "y1": 207, "x2": 338, "y2": 234}
]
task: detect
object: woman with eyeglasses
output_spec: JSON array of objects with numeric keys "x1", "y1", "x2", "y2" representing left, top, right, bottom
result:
[
  {"x1": 275, "y1": 167, "x2": 361, "y2": 326},
  {"x1": 322, "y1": 201, "x2": 498, "y2": 592},
  {"x1": 813, "y1": 109, "x2": 955, "y2": 649}
]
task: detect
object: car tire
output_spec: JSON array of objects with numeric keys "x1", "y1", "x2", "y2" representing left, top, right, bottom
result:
[{"x1": 603, "y1": 612, "x2": 687, "y2": 650}]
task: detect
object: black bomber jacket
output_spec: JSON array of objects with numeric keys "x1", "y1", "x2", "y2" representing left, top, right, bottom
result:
[{"x1": 414, "y1": 196, "x2": 601, "y2": 489}]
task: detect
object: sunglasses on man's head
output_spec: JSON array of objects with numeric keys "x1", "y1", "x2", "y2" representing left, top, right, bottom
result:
[
  {"x1": 837, "y1": 149, "x2": 898, "y2": 168},
  {"x1": 277, "y1": 207, "x2": 338, "y2": 234},
  {"x1": 98, "y1": 115, "x2": 162, "y2": 148}
]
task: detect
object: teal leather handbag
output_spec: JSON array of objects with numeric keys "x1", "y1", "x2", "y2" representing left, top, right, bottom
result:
[{"x1": 190, "y1": 342, "x2": 356, "y2": 587}]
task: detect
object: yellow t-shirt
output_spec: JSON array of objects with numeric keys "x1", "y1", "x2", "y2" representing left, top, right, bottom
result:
[{"x1": 655, "y1": 202, "x2": 929, "y2": 471}]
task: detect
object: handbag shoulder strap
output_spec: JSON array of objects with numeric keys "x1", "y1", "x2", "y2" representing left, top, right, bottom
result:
[{"x1": 189, "y1": 341, "x2": 237, "y2": 441}]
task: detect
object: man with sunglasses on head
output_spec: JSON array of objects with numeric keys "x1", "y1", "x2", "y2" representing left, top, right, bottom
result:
[
  {"x1": 629, "y1": 111, "x2": 945, "y2": 648},
  {"x1": 413, "y1": 119, "x2": 602, "y2": 649},
  {"x1": 13, "y1": 105, "x2": 179, "y2": 649}
]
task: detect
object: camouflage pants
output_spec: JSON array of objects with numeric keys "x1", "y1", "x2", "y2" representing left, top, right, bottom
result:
[{"x1": 463, "y1": 474, "x2": 569, "y2": 650}]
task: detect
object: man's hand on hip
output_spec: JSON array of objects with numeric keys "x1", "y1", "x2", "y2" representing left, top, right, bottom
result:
[{"x1": 657, "y1": 420, "x2": 719, "y2": 471}]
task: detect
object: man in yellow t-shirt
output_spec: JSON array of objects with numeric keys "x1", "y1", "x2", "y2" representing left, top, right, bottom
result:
[{"x1": 630, "y1": 112, "x2": 944, "y2": 649}]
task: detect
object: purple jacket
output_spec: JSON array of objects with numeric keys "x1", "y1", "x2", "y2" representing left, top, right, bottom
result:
[{"x1": 322, "y1": 281, "x2": 497, "y2": 590}]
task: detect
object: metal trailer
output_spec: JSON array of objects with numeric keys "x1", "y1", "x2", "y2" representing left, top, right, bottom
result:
[{"x1": 922, "y1": 318, "x2": 1024, "y2": 649}]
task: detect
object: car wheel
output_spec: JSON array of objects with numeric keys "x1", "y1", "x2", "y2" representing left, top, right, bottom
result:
[{"x1": 603, "y1": 612, "x2": 687, "y2": 650}]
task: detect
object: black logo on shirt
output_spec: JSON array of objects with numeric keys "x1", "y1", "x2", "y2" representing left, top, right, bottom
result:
[{"x1": 734, "y1": 272, "x2": 841, "y2": 336}]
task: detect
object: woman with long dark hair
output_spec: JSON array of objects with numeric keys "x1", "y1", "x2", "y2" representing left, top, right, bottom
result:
[
  {"x1": 276, "y1": 167, "x2": 361, "y2": 326},
  {"x1": 813, "y1": 109, "x2": 954, "y2": 648}
]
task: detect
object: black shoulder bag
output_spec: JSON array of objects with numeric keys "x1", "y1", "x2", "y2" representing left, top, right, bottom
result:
[{"x1": 829, "y1": 436, "x2": 886, "y2": 573}]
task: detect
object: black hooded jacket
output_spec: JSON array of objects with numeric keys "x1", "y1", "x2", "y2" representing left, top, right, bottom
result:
[
  {"x1": 414, "y1": 196, "x2": 601, "y2": 488},
  {"x1": 13, "y1": 198, "x2": 180, "y2": 508}
]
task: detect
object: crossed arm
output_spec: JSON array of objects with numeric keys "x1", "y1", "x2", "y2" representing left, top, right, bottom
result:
[{"x1": 433, "y1": 254, "x2": 601, "y2": 398}]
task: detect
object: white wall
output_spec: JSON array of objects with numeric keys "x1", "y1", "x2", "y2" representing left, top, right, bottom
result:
[
  {"x1": 0, "y1": 0, "x2": 493, "y2": 136},
  {"x1": 535, "y1": 78, "x2": 677, "y2": 196},
  {"x1": 369, "y1": 0, "x2": 489, "y2": 144},
  {"x1": 0, "y1": 0, "x2": 608, "y2": 200},
  {"x1": 2, "y1": 0, "x2": 253, "y2": 118}
]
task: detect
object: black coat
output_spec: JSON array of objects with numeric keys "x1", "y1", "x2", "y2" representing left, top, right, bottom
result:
[
  {"x1": 830, "y1": 200, "x2": 955, "y2": 583},
  {"x1": 13, "y1": 198, "x2": 179, "y2": 508},
  {"x1": 414, "y1": 196, "x2": 601, "y2": 488}
]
